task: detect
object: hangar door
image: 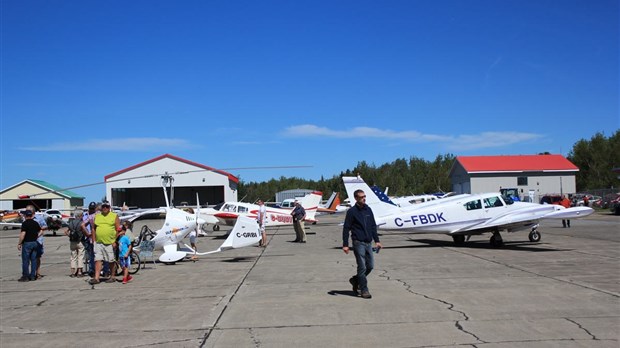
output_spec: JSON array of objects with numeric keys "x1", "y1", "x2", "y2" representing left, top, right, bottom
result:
[{"x1": 112, "y1": 186, "x2": 224, "y2": 208}]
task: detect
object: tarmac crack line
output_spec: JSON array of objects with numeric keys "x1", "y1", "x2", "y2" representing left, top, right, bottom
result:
[
  {"x1": 447, "y1": 248, "x2": 620, "y2": 298},
  {"x1": 378, "y1": 269, "x2": 486, "y2": 344},
  {"x1": 199, "y1": 226, "x2": 279, "y2": 347},
  {"x1": 564, "y1": 317, "x2": 598, "y2": 340},
  {"x1": 248, "y1": 327, "x2": 261, "y2": 347}
]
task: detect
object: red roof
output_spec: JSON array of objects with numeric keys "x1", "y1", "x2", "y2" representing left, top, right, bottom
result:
[
  {"x1": 456, "y1": 155, "x2": 578, "y2": 173},
  {"x1": 105, "y1": 154, "x2": 239, "y2": 183}
]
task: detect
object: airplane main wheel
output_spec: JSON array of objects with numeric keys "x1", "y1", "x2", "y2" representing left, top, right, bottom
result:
[
  {"x1": 213, "y1": 225, "x2": 220, "y2": 231},
  {"x1": 490, "y1": 234, "x2": 504, "y2": 247},
  {"x1": 529, "y1": 230, "x2": 541, "y2": 243},
  {"x1": 452, "y1": 235, "x2": 465, "y2": 245}
]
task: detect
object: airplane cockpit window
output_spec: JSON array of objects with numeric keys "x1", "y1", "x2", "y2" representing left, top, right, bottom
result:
[
  {"x1": 223, "y1": 204, "x2": 236, "y2": 212},
  {"x1": 464, "y1": 199, "x2": 482, "y2": 210},
  {"x1": 484, "y1": 196, "x2": 504, "y2": 208},
  {"x1": 238, "y1": 206, "x2": 248, "y2": 213},
  {"x1": 501, "y1": 195, "x2": 514, "y2": 205}
]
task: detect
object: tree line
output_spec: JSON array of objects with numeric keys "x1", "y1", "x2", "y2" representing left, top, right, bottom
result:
[{"x1": 238, "y1": 130, "x2": 619, "y2": 203}]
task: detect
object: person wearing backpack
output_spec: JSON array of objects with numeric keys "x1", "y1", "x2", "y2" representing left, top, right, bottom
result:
[{"x1": 64, "y1": 209, "x2": 85, "y2": 277}]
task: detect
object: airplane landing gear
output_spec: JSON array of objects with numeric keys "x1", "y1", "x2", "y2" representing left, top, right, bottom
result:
[
  {"x1": 452, "y1": 235, "x2": 465, "y2": 245},
  {"x1": 490, "y1": 231, "x2": 504, "y2": 247},
  {"x1": 528, "y1": 229, "x2": 541, "y2": 242},
  {"x1": 213, "y1": 224, "x2": 220, "y2": 231}
]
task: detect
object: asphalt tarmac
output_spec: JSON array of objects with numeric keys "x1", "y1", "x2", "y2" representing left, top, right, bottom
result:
[{"x1": 0, "y1": 212, "x2": 618, "y2": 347}]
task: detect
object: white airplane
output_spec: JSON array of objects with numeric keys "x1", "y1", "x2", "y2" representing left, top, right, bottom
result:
[
  {"x1": 200, "y1": 191, "x2": 323, "y2": 231},
  {"x1": 123, "y1": 176, "x2": 261, "y2": 263},
  {"x1": 343, "y1": 176, "x2": 594, "y2": 247}
]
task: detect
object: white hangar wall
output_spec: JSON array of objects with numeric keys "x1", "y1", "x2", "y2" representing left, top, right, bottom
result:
[{"x1": 105, "y1": 154, "x2": 238, "y2": 208}]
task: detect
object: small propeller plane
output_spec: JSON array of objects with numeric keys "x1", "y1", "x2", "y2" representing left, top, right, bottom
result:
[
  {"x1": 123, "y1": 175, "x2": 261, "y2": 263},
  {"x1": 200, "y1": 191, "x2": 323, "y2": 231},
  {"x1": 343, "y1": 176, "x2": 594, "y2": 247}
]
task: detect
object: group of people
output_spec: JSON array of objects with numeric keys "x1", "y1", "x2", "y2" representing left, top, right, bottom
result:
[
  {"x1": 18, "y1": 201, "x2": 135, "y2": 285},
  {"x1": 20, "y1": 193, "x2": 383, "y2": 300}
]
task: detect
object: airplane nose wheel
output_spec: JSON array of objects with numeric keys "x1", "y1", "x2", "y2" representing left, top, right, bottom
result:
[
  {"x1": 528, "y1": 230, "x2": 541, "y2": 243},
  {"x1": 490, "y1": 232, "x2": 504, "y2": 247},
  {"x1": 213, "y1": 225, "x2": 220, "y2": 231}
]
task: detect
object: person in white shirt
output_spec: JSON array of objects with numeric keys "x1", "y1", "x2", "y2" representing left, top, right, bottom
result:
[{"x1": 257, "y1": 200, "x2": 267, "y2": 247}]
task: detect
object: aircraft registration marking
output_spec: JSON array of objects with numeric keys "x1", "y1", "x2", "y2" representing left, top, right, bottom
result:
[{"x1": 395, "y1": 213, "x2": 447, "y2": 227}]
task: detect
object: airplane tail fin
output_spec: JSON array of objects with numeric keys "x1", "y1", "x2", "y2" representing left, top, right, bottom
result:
[
  {"x1": 301, "y1": 191, "x2": 323, "y2": 221},
  {"x1": 324, "y1": 192, "x2": 337, "y2": 209},
  {"x1": 342, "y1": 176, "x2": 400, "y2": 218},
  {"x1": 328, "y1": 192, "x2": 341, "y2": 210},
  {"x1": 197, "y1": 215, "x2": 261, "y2": 255},
  {"x1": 317, "y1": 192, "x2": 340, "y2": 214}
]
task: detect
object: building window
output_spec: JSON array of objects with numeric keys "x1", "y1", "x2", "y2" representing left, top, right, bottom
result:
[{"x1": 517, "y1": 176, "x2": 528, "y2": 186}]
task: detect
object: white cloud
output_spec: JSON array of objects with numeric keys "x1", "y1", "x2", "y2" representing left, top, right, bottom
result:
[
  {"x1": 283, "y1": 124, "x2": 543, "y2": 150},
  {"x1": 19, "y1": 138, "x2": 196, "y2": 152}
]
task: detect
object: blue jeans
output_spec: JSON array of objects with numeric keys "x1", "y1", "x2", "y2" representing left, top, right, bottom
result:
[
  {"x1": 21, "y1": 241, "x2": 38, "y2": 280},
  {"x1": 352, "y1": 240, "x2": 374, "y2": 292},
  {"x1": 84, "y1": 241, "x2": 95, "y2": 274}
]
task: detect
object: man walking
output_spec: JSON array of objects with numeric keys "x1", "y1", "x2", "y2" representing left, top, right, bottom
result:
[
  {"x1": 342, "y1": 189, "x2": 382, "y2": 299},
  {"x1": 291, "y1": 200, "x2": 306, "y2": 243}
]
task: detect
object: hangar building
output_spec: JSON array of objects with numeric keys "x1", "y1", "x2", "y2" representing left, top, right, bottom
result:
[
  {"x1": 0, "y1": 179, "x2": 84, "y2": 211},
  {"x1": 450, "y1": 154, "x2": 578, "y2": 202},
  {"x1": 105, "y1": 154, "x2": 238, "y2": 208}
]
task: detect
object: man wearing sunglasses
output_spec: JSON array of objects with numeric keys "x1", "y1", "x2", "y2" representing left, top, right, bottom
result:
[{"x1": 342, "y1": 189, "x2": 382, "y2": 299}]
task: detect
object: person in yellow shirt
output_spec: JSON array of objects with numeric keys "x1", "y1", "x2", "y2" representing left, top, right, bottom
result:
[{"x1": 89, "y1": 202, "x2": 121, "y2": 285}]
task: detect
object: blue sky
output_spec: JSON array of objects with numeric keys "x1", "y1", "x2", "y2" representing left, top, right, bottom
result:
[{"x1": 1, "y1": 0, "x2": 618, "y2": 203}]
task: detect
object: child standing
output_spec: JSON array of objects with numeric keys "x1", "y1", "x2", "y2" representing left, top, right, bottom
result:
[{"x1": 118, "y1": 228, "x2": 133, "y2": 284}]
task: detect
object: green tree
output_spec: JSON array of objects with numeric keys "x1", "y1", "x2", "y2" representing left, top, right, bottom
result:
[{"x1": 568, "y1": 130, "x2": 620, "y2": 190}]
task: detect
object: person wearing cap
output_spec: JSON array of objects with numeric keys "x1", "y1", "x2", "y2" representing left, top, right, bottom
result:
[
  {"x1": 17, "y1": 210, "x2": 41, "y2": 281},
  {"x1": 90, "y1": 202, "x2": 121, "y2": 285},
  {"x1": 290, "y1": 200, "x2": 306, "y2": 243},
  {"x1": 26, "y1": 205, "x2": 47, "y2": 279},
  {"x1": 81, "y1": 202, "x2": 98, "y2": 276}
]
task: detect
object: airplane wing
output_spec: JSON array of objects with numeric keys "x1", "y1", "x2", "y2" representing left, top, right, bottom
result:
[
  {"x1": 122, "y1": 208, "x2": 167, "y2": 222},
  {"x1": 450, "y1": 205, "x2": 594, "y2": 235}
]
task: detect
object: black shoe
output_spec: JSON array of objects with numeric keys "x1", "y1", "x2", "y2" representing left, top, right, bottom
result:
[
  {"x1": 361, "y1": 290, "x2": 372, "y2": 299},
  {"x1": 18, "y1": 277, "x2": 29, "y2": 282},
  {"x1": 349, "y1": 276, "x2": 358, "y2": 294},
  {"x1": 291, "y1": 240, "x2": 300, "y2": 242},
  {"x1": 300, "y1": 241, "x2": 306, "y2": 243}
]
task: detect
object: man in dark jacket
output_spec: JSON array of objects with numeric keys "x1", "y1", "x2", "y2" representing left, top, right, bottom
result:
[{"x1": 342, "y1": 189, "x2": 382, "y2": 299}]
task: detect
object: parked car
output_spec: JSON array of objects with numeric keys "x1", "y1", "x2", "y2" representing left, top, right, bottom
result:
[
  {"x1": 540, "y1": 194, "x2": 562, "y2": 205},
  {"x1": 610, "y1": 195, "x2": 620, "y2": 215},
  {"x1": 602, "y1": 193, "x2": 620, "y2": 209}
]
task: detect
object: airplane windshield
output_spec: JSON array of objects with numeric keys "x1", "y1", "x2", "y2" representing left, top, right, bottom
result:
[
  {"x1": 483, "y1": 196, "x2": 504, "y2": 208},
  {"x1": 465, "y1": 199, "x2": 482, "y2": 210},
  {"x1": 223, "y1": 204, "x2": 237, "y2": 212},
  {"x1": 213, "y1": 203, "x2": 224, "y2": 211}
]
